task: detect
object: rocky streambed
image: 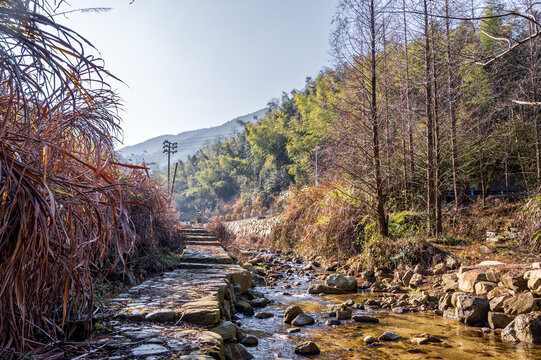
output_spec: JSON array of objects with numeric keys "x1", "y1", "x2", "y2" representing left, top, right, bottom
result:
[
  {"x1": 87, "y1": 228, "x2": 541, "y2": 359},
  {"x1": 229, "y1": 249, "x2": 541, "y2": 359}
]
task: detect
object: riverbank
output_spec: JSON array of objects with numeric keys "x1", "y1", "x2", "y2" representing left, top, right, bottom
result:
[{"x1": 72, "y1": 225, "x2": 541, "y2": 359}]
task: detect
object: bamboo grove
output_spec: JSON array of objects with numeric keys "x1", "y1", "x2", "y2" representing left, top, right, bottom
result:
[
  {"x1": 0, "y1": 1, "x2": 179, "y2": 353},
  {"x1": 174, "y1": 0, "x2": 541, "y2": 238}
]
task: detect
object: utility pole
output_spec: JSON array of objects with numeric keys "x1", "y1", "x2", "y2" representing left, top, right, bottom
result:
[
  {"x1": 163, "y1": 140, "x2": 177, "y2": 189},
  {"x1": 313, "y1": 145, "x2": 320, "y2": 188}
]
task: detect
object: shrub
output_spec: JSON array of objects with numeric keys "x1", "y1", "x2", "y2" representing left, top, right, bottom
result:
[{"x1": 271, "y1": 183, "x2": 372, "y2": 259}]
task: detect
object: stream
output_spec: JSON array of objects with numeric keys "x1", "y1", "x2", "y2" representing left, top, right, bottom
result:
[{"x1": 235, "y1": 250, "x2": 541, "y2": 359}]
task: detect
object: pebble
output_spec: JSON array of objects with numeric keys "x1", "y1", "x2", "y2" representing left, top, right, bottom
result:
[
  {"x1": 287, "y1": 327, "x2": 301, "y2": 333},
  {"x1": 364, "y1": 336, "x2": 378, "y2": 344},
  {"x1": 256, "y1": 312, "x2": 274, "y2": 319}
]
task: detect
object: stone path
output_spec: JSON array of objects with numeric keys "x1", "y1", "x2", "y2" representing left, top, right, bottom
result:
[{"x1": 91, "y1": 228, "x2": 253, "y2": 360}]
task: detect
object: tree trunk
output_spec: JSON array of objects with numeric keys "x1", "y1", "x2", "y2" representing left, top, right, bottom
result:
[
  {"x1": 423, "y1": 0, "x2": 435, "y2": 235},
  {"x1": 445, "y1": 0, "x2": 459, "y2": 209},
  {"x1": 370, "y1": 0, "x2": 387, "y2": 236}
]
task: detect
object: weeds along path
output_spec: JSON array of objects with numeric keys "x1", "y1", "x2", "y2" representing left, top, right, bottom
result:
[{"x1": 89, "y1": 228, "x2": 253, "y2": 359}]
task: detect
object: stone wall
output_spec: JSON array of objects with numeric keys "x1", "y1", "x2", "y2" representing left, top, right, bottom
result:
[{"x1": 225, "y1": 216, "x2": 281, "y2": 238}]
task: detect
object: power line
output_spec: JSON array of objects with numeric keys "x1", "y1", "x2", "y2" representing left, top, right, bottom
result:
[{"x1": 163, "y1": 140, "x2": 177, "y2": 189}]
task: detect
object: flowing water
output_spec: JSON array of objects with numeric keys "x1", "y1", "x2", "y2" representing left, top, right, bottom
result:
[{"x1": 237, "y1": 252, "x2": 541, "y2": 359}]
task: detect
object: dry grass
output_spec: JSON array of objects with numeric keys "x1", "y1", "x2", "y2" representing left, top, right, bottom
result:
[
  {"x1": 0, "y1": 1, "x2": 181, "y2": 354},
  {"x1": 271, "y1": 183, "x2": 370, "y2": 260}
]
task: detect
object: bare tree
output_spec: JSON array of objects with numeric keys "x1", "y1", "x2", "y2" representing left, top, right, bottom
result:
[{"x1": 331, "y1": 0, "x2": 391, "y2": 236}]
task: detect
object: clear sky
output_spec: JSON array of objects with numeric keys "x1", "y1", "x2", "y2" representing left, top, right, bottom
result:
[{"x1": 57, "y1": 0, "x2": 338, "y2": 147}]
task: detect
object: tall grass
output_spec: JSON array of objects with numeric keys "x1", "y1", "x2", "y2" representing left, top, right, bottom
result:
[{"x1": 0, "y1": 1, "x2": 180, "y2": 353}]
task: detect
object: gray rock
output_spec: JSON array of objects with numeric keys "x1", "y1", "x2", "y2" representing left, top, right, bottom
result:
[
  {"x1": 433, "y1": 263, "x2": 446, "y2": 275},
  {"x1": 409, "y1": 273, "x2": 423, "y2": 288},
  {"x1": 223, "y1": 343, "x2": 253, "y2": 360},
  {"x1": 402, "y1": 270, "x2": 414, "y2": 287},
  {"x1": 524, "y1": 270, "x2": 541, "y2": 294},
  {"x1": 211, "y1": 321, "x2": 237, "y2": 342},
  {"x1": 337, "y1": 309, "x2": 352, "y2": 320},
  {"x1": 294, "y1": 341, "x2": 320, "y2": 355},
  {"x1": 501, "y1": 272, "x2": 528, "y2": 292},
  {"x1": 235, "y1": 301, "x2": 255, "y2": 316},
  {"x1": 455, "y1": 295, "x2": 489, "y2": 326},
  {"x1": 325, "y1": 274, "x2": 357, "y2": 291},
  {"x1": 250, "y1": 297, "x2": 270, "y2": 308},
  {"x1": 458, "y1": 270, "x2": 487, "y2": 293},
  {"x1": 378, "y1": 331, "x2": 400, "y2": 341},
  {"x1": 240, "y1": 335, "x2": 258, "y2": 347},
  {"x1": 438, "y1": 293, "x2": 453, "y2": 311},
  {"x1": 490, "y1": 295, "x2": 509, "y2": 312},
  {"x1": 307, "y1": 284, "x2": 346, "y2": 294},
  {"x1": 180, "y1": 300, "x2": 221, "y2": 326},
  {"x1": 326, "y1": 319, "x2": 341, "y2": 326},
  {"x1": 501, "y1": 311, "x2": 541, "y2": 344},
  {"x1": 131, "y1": 344, "x2": 169, "y2": 357},
  {"x1": 292, "y1": 314, "x2": 315, "y2": 326},
  {"x1": 503, "y1": 292, "x2": 539, "y2": 315},
  {"x1": 488, "y1": 311, "x2": 514, "y2": 329},
  {"x1": 283, "y1": 305, "x2": 304, "y2": 323},
  {"x1": 256, "y1": 312, "x2": 273, "y2": 319},
  {"x1": 475, "y1": 281, "x2": 496, "y2": 295},
  {"x1": 364, "y1": 336, "x2": 378, "y2": 344},
  {"x1": 145, "y1": 309, "x2": 178, "y2": 323},
  {"x1": 352, "y1": 315, "x2": 379, "y2": 323}
]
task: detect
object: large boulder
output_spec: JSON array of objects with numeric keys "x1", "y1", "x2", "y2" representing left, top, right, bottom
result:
[
  {"x1": 455, "y1": 295, "x2": 489, "y2": 326},
  {"x1": 283, "y1": 305, "x2": 304, "y2": 323},
  {"x1": 326, "y1": 274, "x2": 357, "y2": 291},
  {"x1": 503, "y1": 292, "x2": 540, "y2": 315},
  {"x1": 458, "y1": 270, "x2": 487, "y2": 293},
  {"x1": 501, "y1": 312, "x2": 541, "y2": 344}
]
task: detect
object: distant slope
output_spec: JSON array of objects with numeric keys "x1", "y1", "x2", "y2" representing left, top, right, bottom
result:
[{"x1": 118, "y1": 108, "x2": 267, "y2": 168}]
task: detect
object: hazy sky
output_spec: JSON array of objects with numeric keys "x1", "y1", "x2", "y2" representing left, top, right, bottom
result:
[{"x1": 58, "y1": 1, "x2": 338, "y2": 147}]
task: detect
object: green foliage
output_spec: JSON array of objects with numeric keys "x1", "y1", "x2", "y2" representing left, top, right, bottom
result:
[{"x1": 174, "y1": 76, "x2": 331, "y2": 219}]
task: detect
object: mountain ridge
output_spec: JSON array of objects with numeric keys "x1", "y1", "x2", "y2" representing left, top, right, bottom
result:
[{"x1": 117, "y1": 108, "x2": 267, "y2": 168}]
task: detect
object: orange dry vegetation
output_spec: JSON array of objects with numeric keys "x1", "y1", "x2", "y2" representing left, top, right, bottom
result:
[{"x1": 0, "y1": 1, "x2": 180, "y2": 353}]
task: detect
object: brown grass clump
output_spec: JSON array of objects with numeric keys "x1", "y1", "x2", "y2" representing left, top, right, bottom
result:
[
  {"x1": 271, "y1": 183, "x2": 370, "y2": 260},
  {"x1": 0, "y1": 1, "x2": 181, "y2": 353}
]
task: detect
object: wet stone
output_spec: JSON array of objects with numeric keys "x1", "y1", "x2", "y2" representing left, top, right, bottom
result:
[
  {"x1": 131, "y1": 344, "x2": 169, "y2": 357},
  {"x1": 378, "y1": 331, "x2": 400, "y2": 341},
  {"x1": 294, "y1": 341, "x2": 320, "y2": 355},
  {"x1": 352, "y1": 315, "x2": 379, "y2": 323},
  {"x1": 292, "y1": 314, "x2": 315, "y2": 326},
  {"x1": 145, "y1": 309, "x2": 177, "y2": 323},
  {"x1": 123, "y1": 329, "x2": 161, "y2": 340}
]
